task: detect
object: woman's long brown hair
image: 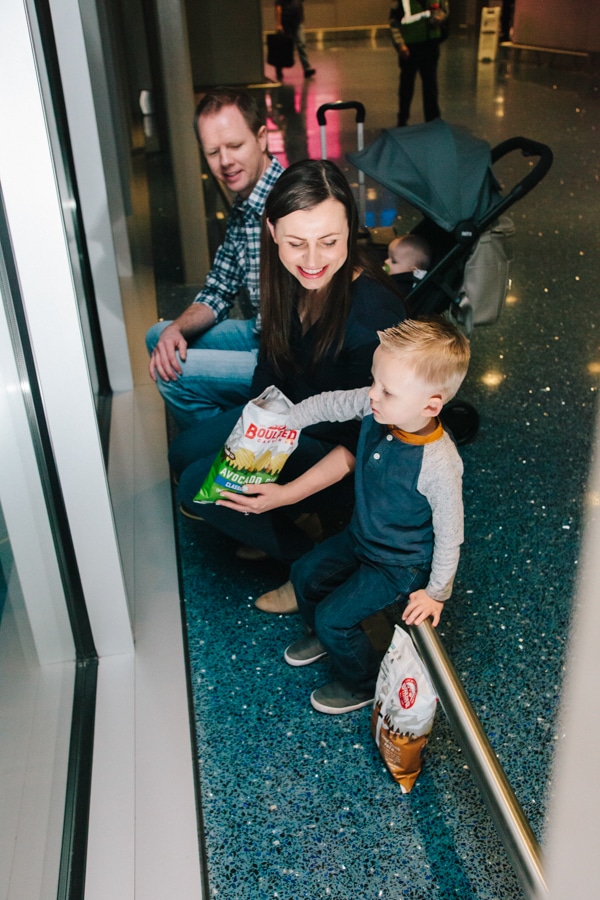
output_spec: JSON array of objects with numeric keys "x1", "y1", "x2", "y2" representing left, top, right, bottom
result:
[{"x1": 260, "y1": 159, "x2": 400, "y2": 375}]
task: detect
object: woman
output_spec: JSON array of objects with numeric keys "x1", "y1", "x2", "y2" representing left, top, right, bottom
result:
[{"x1": 174, "y1": 159, "x2": 406, "y2": 564}]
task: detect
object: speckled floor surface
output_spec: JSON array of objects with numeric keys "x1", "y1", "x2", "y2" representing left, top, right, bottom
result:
[{"x1": 153, "y1": 31, "x2": 599, "y2": 900}]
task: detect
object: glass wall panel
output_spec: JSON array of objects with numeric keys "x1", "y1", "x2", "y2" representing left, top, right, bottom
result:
[{"x1": 0, "y1": 256, "x2": 74, "y2": 900}]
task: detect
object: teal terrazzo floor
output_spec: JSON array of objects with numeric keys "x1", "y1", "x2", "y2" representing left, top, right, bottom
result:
[{"x1": 151, "y1": 31, "x2": 599, "y2": 899}]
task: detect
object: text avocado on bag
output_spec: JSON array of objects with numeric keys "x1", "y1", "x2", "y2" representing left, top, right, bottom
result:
[{"x1": 194, "y1": 386, "x2": 301, "y2": 504}]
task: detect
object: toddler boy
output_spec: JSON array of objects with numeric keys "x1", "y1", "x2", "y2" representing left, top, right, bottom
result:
[{"x1": 282, "y1": 316, "x2": 470, "y2": 714}]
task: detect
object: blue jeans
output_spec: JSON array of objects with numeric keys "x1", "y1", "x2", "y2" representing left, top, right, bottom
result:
[
  {"x1": 169, "y1": 406, "x2": 243, "y2": 476},
  {"x1": 291, "y1": 529, "x2": 430, "y2": 692},
  {"x1": 145, "y1": 318, "x2": 260, "y2": 430}
]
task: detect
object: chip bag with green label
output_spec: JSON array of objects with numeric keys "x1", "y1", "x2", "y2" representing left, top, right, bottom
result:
[{"x1": 193, "y1": 386, "x2": 301, "y2": 504}]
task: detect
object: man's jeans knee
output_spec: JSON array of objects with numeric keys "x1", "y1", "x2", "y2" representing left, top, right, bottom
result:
[
  {"x1": 145, "y1": 318, "x2": 259, "y2": 429},
  {"x1": 145, "y1": 319, "x2": 168, "y2": 354}
]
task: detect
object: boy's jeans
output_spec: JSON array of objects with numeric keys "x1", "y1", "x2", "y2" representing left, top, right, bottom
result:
[
  {"x1": 291, "y1": 529, "x2": 429, "y2": 692},
  {"x1": 145, "y1": 318, "x2": 259, "y2": 430}
]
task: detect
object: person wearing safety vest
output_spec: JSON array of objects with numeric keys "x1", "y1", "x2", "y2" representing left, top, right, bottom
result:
[{"x1": 389, "y1": 0, "x2": 449, "y2": 127}]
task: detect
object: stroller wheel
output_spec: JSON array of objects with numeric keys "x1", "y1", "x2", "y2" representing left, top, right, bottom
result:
[{"x1": 440, "y1": 400, "x2": 480, "y2": 445}]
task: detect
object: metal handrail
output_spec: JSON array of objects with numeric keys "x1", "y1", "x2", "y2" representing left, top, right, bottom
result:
[{"x1": 410, "y1": 620, "x2": 548, "y2": 899}]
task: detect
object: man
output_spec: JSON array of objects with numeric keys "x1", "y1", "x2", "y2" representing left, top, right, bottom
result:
[
  {"x1": 275, "y1": 0, "x2": 316, "y2": 80},
  {"x1": 146, "y1": 88, "x2": 284, "y2": 429},
  {"x1": 389, "y1": 0, "x2": 449, "y2": 127}
]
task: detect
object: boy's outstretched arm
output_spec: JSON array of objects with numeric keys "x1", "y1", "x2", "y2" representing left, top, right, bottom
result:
[
  {"x1": 215, "y1": 444, "x2": 356, "y2": 515},
  {"x1": 288, "y1": 386, "x2": 370, "y2": 431},
  {"x1": 402, "y1": 590, "x2": 444, "y2": 628}
]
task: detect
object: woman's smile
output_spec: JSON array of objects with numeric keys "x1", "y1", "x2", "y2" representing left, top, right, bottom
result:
[
  {"x1": 268, "y1": 197, "x2": 349, "y2": 289},
  {"x1": 298, "y1": 264, "x2": 328, "y2": 278}
]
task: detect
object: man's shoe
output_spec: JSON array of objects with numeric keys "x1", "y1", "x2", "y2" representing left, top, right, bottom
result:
[
  {"x1": 284, "y1": 634, "x2": 327, "y2": 666},
  {"x1": 235, "y1": 544, "x2": 270, "y2": 561},
  {"x1": 255, "y1": 581, "x2": 298, "y2": 614},
  {"x1": 304, "y1": 67, "x2": 316, "y2": 77},
  {"x1": 179, "y1": 503, "x2": 205, "y2": 522},
  {"x1": 310, "y1": 681, "x2": 374, "y2": 714}
]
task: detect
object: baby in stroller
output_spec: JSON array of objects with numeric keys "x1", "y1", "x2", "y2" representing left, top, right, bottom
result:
[{"x1": 385, "y1": 233, "x2": 432, "y2": 295}]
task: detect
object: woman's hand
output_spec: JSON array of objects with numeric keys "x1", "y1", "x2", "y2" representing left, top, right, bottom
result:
[
  {"x1": 215, "y1": 445, "x2": 355, "y2": 516},
  {"x1": 215, "y1": 482, "x2": 291, "y2": 515}
]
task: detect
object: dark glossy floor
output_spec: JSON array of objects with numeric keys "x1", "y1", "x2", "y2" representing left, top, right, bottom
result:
[{"x1": 152, "y1": 30, "x2": 600, "y2": 900}]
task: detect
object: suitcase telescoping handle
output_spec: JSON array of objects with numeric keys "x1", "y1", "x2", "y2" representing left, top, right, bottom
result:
[
  {"x1": 317, "y1": 101, "x2": 367, "y2": 227},
  {"x1": 317, "y1": 100, "x2": 366, "y2": 158}
]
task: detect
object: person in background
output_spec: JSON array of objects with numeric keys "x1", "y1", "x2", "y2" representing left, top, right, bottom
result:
[
  {"x1": 275, "y1": 0, "x2": 316, "y2": 80},
  {"x1": 389, "y1": 0, "x2": 449, "y2": 127},
  {"x1": 232, "y1": 316, "x2": 470, "y2": 714},
  {"x1": 174, "y1": 159, "x2": 407, "y2": 577},
  {"x1": 146, "y1": 87, "x2": 284, "y2": 430}
]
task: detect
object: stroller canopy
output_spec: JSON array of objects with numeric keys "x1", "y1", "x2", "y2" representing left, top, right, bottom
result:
[{"x1": 348, "y1": 119, "x2": 501, "y2": 233}]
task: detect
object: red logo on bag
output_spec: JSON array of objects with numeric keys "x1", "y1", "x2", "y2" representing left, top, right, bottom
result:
[
  {"x1": 398, "y1": 677, "x2": 418, "y2": 709},
  {"x1": 244, "y1": 422, "x2": 298, "y2": 443}
]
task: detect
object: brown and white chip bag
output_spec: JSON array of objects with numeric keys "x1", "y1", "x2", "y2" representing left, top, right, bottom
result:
[
  {"x1": 194, "y1": 386, "x2": 301, "y2": 504},
  {"x1": 371, "y1": 624, "x2": 438, "y2": 793}
]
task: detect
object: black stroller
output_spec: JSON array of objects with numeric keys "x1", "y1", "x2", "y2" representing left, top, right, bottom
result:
[
  {"x1": 318, "y1": 107, "x2": 554, "y2": 442},
  {"x1": 347, "y1": 117, "x2": 553, "y2": 324}
]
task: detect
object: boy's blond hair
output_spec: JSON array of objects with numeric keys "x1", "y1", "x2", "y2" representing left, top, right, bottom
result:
[{"x1": 377, "y1": 316, "x2": 470, "y2": 402}]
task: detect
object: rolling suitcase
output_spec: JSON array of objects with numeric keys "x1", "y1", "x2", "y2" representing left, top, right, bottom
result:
[{"x1": 267, "y1": 32, "x2": 294, "y2": 70}]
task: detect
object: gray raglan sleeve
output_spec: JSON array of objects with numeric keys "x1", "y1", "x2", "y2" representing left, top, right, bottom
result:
[
  {"x1": 287, "y1": 387, "x2": 371, "y2": 431},
  {"x1": 417, "y1": 435, "x2": 464, "y2": 602}
]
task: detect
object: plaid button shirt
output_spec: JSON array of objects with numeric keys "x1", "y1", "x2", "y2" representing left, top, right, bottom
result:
[{"x1": 194, "y1": 157, "x2": 284, "y2": 326}]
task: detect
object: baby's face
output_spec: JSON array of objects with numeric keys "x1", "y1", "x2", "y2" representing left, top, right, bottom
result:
[{"x1": 385, "y1": 246, "x2": 416, "y2": 275}]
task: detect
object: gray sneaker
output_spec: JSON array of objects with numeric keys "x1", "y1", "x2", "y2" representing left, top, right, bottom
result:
[
  {"x1": 310, "y1": 681, "x2": 374, "y2": 714},
  {"x1": 284, "y1": 634, "x2": 327, "y2": 667}
]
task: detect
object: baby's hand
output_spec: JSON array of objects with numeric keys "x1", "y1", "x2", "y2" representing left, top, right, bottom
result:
[{"x1": 402, "y1": 588, "x2": 443, "y2": 627}]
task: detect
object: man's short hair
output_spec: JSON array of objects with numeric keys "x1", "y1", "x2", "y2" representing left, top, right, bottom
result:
[
  {"x1": 193, "y1": 87, "x2": 266, "y2": 143},
  {"x1": 378, "y1": 316, "x2": 470, "y2": 402}
]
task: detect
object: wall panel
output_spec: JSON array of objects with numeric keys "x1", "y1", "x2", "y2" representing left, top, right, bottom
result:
[{"x1": 512, "y1": 0, "x2": 600, "y2": 53}]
